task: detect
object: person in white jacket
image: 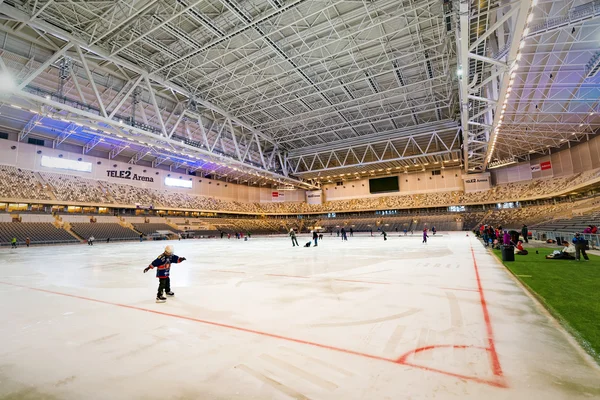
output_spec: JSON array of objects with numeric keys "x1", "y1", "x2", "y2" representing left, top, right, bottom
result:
[{"x1": 545, "y1": 241, "x2": 576, "y2": 260}]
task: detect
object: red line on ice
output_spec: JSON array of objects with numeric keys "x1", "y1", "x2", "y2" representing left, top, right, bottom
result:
[
  {"x1": 0, "y1": 279, "x2": 506, "y2": 388},
  {"x1": 470, "y1": 243, "x2": 504, "y2": 377}
]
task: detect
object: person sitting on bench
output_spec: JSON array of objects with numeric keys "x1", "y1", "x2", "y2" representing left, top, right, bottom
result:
[{"x1": 545, "y1": 241, "x2": 576, "y2": 260}]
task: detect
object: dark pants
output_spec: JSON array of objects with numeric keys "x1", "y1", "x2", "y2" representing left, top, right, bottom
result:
[
  {"x1": 11, "y1": 243, "x2": 16, "y2": 248},
  {"x1": 291, "y1": 237, "x2": 299, "y2": 246},
  {"x1": 157, "y1": 277, "x2": 171, "y2": 297},
  {"x1": 313, "y1": 238, "x2": 318, "y2": 246},
  {"x1": 522, "y1": 232, "x2": 528, "y2": 243},
  {"x1": 546, "y1": 252, "x2": 575, "y2": 260},
  {"x1": 575, "y1": 244, "x2": 589, "y2": 260}
]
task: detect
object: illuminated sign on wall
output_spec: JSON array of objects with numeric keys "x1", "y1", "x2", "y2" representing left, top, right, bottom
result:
[
  {"x1": 165, "y1": 177, "x2": 192, "y2": 188},
  {"x1": 41, "y1": 155, "x2": 92, "y2": 172}
]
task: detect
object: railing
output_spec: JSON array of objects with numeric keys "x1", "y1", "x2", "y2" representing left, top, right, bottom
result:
[
  {"x1": 0, "y1": 239, "x2": 79, "y2": 247},
  {"x1": 532, "y1": 230, "x2": 600, "y2": 249},
  {"x1": 529, "y1": 0, "x2": 600, "y2": 37}
]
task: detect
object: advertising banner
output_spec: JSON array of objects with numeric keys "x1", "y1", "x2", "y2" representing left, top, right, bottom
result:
[
  {"x1": 540, "y1": 161, "x2": 552, "y2": 171},
  {"x1": 305, "y1": 190, "x2": 323, "y2": 205},
  {"x1": 462, "y1": 173, "x2": 491, "y2": 193},
  {"x1": 530, "y1": 164, "x2": 541, "y2": 172},
  {"x1": 272, "y1": 191, "x2": 285, "y2": 202}
]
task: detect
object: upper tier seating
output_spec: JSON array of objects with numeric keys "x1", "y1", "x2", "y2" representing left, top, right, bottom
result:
[
  {"x1": 0, "y1": 166, "x2": 50, "y2": 200},
  {"x1": 3, "y1": 163, "x2": 600, "y2": 214},
  {"x1": 40, "y1": 172, "x2": 110, "y2": 203}
]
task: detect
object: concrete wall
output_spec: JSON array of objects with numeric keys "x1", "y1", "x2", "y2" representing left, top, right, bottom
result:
[
  {"x1": 492, "y1": 135, "x2": 600, "y2": 184},
  {"x1": 321, "y1": 168, "x2": 463, "y2": 201}
]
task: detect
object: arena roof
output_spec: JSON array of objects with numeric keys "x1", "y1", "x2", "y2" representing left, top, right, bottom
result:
[{"x1": 0, "y1": 0, "x2": 598, "y2": 187}]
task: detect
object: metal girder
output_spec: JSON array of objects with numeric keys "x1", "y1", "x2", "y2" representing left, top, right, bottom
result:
[
  {"x1": 286, "y1": 128, "x2": 461, "y2": 176},
  {"x1": 108, "y1": 75, "x2": 144, "y2": 119},
  {"x1": 456, "y1": 0, "x2": 533, "y2": 173},
  {"x1": 16, "y1": 43, "x2": 72, "y2": 90},
  {"x1": 488, "y1": 1, "x2": 600, "y2": 163},
  {"x1": 109, "y1": 144, "x2": 129, "y2": 159},
  {"x1": 74, "y1": 44, "x2": 107, "y2": 118},
  {"x1": 0, "y1": 2, "x2": 278, "y2": 149},
  {"x1": 0, "y1": 46, "x2": 311, "y2": 188},
  {"x1": 128, "y1": 148, "x2": 153, "y2": 164},
  {"x1": 526, "y1": 0, "x2": 600, "y2": 38},
  {"x1": 83, "y1": 136, "x2": 104, "y2": 154},
  {"x1": 17, "y1": 113, "x2": 43, "y2": 142},
  {"x1": 152, "y1": 156, "x2": 170, "y2": 168},
  {"x1": 52, "y1": 122, "x2": 78, "y2": 148}
]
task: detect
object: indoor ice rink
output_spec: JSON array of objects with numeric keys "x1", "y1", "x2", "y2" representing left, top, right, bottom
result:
[
  {"x1": 1, "y1": 0, "x2": 600, "y2": 399},
  {"x1": 2, "y1": 234, "x2": 599, "y2": 399}
]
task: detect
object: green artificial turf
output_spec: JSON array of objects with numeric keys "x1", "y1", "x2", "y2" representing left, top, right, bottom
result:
[{"x1": 493, "y1": 248, "x2": 600, "y2": 363}]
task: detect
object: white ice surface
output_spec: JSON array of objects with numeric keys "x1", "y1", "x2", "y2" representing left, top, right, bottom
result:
[{"x1": 1, "y1": 232, "x2": 599, "y2": 399}]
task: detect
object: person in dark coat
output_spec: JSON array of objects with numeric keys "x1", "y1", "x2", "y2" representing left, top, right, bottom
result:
[
  {"x1": 312, "y1": 230, "x2": 318, "y2": 247},
  {"x1": 521, "y1": 225, "x2": 529, "y2": 243},
  {"x1": 572, "y1": 233, "x2": 589, "y2": 261}
]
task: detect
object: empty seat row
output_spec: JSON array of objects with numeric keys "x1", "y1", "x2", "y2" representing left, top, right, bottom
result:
[
  {"x1": 70, "y1": 223, "x2": 139, "y2": 240},
  {"x1": 0, "y1": 222, "x2": 77, "y2": 245}
]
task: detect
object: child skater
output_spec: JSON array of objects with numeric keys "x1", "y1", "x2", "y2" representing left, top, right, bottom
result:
[
  {"x1": 381, "y1": 230, "x2": 388, "y2": 241},
  {"x1": 143, "y1": 245, "x2": 186, "y2": 303},
  {"x1": 422, "y1": 228, "x2": 429, "y2": 244}
]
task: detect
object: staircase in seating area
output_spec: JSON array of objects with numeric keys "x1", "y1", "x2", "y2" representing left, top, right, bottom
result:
[
  {"x1": 165, "y1": 218, "x2": 184, "y2": 231},
  {"x1": 475, "y1": 210, "x2": 493, "y2": 228},
  {"x1": 97, "y1": 181, "x2": 116, "y2": 203},
  {"x1": 58, "y1": 219, "x2": 84, "y2": 241},
  {"x1": 408, "y1": 219, "x2": 417, "y2": 232},
  {"x1": 118, "y1": 218, "x2": 137, "y2": 231},
  {"x1": 35, "y1": 172, "x2": 57, "y2": 200}
]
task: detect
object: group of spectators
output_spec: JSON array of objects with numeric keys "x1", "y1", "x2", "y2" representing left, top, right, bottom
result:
[
  {"x1": 478, "y1": 224, "x2": 529, "y2": 255},
  {"x1": 2, "y1": 164, "x2": 600, "y2": 215}
]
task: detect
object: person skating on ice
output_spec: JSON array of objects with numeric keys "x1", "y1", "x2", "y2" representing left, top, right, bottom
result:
[
  {"x1": 381, "y1": 230, "x2": 388, "y2": 241},
  {"x1": 144, "y1": 245, "x2": 186, "y2": 303},
  {"x1": 422, "y1": 228, "x2": 429, "y2": 244},
  {"x1": 290, "y1": 228, "x2": 299, "y2": 247},
  {"x1": 312, "y1": 230, "x2": 318, "y2": 247}
]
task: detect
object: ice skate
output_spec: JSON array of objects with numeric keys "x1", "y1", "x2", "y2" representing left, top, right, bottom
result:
[
  {"x1": 165, "y1": 291, "x2": 175, "y2": 296},
  {"x1": 156, "y1": 295, "x2": 167, "y2": 303}
]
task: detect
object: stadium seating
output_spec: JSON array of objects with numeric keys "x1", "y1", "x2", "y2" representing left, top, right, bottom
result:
[
  {"x1": 531, "y1": 210, "x2": 600, "y2": 233},
  {"x1": 3, "y1": 163, "x2": 600, "y2": 217},
  {"x1": 132, "y1": 223, "x2": 182, "y2": 235},
  {"x1": 0, "y1": 222, "x2": 78, "y2": 245},
  {"x1": 70, "y1": 223, "x2": 139, "y2": 241},
  {"x1": 40, "y1": 172, "x2": 110, "y2": 203},
  {"x1": 0, "y1": 166, "x2": 50, "y2": 200},
  {"x1": 476, "y1": 205, "x2": 562, "y2": 230}
]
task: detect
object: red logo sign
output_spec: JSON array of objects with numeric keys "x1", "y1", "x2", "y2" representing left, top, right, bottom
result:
[
  {"x1": 272, "y1": 192, "x2": 279, "y2": 198},
  {"x1": 540, "y1": 161, "x2": 552, "y2": 171}
]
